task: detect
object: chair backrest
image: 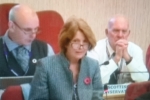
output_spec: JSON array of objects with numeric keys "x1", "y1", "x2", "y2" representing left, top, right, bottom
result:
[
  {"x1": 1, "y1": 86, "x2": 24, "y2": 100},
  {"x1": 124, "y1": 81, "x2": 150, "y2": 100},
  {"x1": 146, "y1": 45, "x2": 150, "y2": 72},
  {"x1": 0, "y1": 3, "x2": 64, "y2": 53},
  {"x1": 36, "y1": 10, "x2": 64, "y2": 53},
  {"x1": 0, "y1": 3, "x2": 17, "y2": 36}
]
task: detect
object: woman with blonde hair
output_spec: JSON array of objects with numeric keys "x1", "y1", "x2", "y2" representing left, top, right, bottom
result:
[{"x1": 29, "y1": 17, "x2": 103, "y2": 100}]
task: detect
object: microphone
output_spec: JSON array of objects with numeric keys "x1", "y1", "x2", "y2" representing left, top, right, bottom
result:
[
  {"x1": 104, "y1": 83, "x2": 108, "y2": 100},
  {"x1": 104, "y1": 83, "x2": 108, "y2": 93},
  {"x1": 100, "y1": 61, "x2": 109, "y2": 66}
]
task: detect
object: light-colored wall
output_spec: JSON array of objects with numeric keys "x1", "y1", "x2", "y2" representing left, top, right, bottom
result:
[{"x1": 1, "y1": 0, "x2": 150, "y2": 61}]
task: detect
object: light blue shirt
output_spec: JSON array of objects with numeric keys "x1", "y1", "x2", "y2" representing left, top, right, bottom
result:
[{"x1": 2, "y1": 31, "x2": 55, "y2": 58}]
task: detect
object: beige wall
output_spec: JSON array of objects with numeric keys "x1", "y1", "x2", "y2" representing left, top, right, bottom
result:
[{"x1": 1, "y1": 0, "x2": 150, "y2": 61}]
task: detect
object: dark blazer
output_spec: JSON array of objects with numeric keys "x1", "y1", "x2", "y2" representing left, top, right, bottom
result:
[{"x1": 29, "y1": 53, "x2": 104, "y2": 100}]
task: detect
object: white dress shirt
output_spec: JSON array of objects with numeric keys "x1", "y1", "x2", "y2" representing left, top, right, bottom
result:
[{"x1": 87, "y1": 38, "x2": 149, "y2": 84}]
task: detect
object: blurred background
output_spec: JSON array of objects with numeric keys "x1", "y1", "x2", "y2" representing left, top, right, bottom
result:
[{"x1": 0, "y1": 0, "x2": 150, "y2": 61}]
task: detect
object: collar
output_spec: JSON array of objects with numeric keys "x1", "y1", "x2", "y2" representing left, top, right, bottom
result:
[
  {"x1": 106, "y1": 38, "x2": 115, "y2": 58},
  {"x1": 59, "y1": 52, "x2": 70, "y2": 68},
  {"x1": 2, "y1": 30, "x2": 31, "y2": 52},
  {"x1": 59, "y1": 52, "x2": 85, "y2": 68}
]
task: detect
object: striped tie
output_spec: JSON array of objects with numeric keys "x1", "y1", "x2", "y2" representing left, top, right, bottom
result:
[{"x1": 15, "y1": 46, "x2": 29, "y2": 72}]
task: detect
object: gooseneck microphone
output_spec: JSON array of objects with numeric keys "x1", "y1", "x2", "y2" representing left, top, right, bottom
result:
[
  {"x1": 104, "y1": 83, "x2": 108, "y2": 100},
  {"x1": 104, "y1": 83, "x2": 108, "y2": 92},
  {"x1": 100, "y1": 61, "x2": 109, "y2": 66}
]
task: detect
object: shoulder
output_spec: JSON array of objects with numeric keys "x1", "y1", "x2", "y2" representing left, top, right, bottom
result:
[
  {"x1": 83, "y1": 56, "x2": 99, "y2": 67},
  {"x1": 32, "y1": 39, "x2": 53, "y2": 50},
  {"x1": 33, "y1": 39, "x2": 47, "y2": 45},
  {"x1": 84, "y1": 56, "x2": 98, "y2": 62},
  {"x1": 128, "y1": 41, "x2": 143, "y2": 52},
  {"x1": 32, "y1": 39, "x2": 47, "y2": 49},
  {"x1": 38, "y1": 54, "x2": 62, "y2": 66},
  {"x1": 39, "y1": 54, "x2": 58, "y2": 63},
  {"x1": 87, "y1": 38, "x2": 106, "y2": 58},
  {"x1": 37, "y1": 54, "x2": 66, "y2": 72},
  {"x1": 97, "y1": 38, "x2": 106, "y2": 44},
  {"x1": 92, "y1": 38, "x2": 106, "y2": 51}
]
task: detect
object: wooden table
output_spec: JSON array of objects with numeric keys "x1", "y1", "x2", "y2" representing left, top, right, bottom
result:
[{"x1": 103, "y1": 94, "x2": 125, "y2": 100}]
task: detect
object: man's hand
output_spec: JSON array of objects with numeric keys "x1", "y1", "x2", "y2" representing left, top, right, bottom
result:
[
  {"x1": 113, "y1": 43, "x2": 123, "y2": 63},
  {"x1": 113, "y1": 39, "x2": 131, "y2": 63}
]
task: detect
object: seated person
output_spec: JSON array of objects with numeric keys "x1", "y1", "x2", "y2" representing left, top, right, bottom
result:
[
  {"x1": 0, "y1": 4, "x2": 54, "y2": 77},
  {"x1": 29, "y1": 17, "x2": 104, "y2": 100},
  {"x1": 87, "y1": 14, "x2": 149, "y2": 84}
]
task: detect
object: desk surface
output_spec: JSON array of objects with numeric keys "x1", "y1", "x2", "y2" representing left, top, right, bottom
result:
[
  {"x1": 103, "y1": 94, "x2": 125, "y2": 100},
  {"x1": 0, "y1": 76, "x2": 33, "y2": 89},
  {"x1": 0, "y1": 89, "x2": 4, "y2": 99}
]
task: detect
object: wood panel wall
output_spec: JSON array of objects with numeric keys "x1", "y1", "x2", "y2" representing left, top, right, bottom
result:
[{"x1": 1, "y1": 0, "x2": 150, "y2": 61}]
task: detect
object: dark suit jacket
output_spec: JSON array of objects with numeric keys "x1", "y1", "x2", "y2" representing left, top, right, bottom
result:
[{"x1": 29, "y1": 53, "x2": 103, "y2": 100}]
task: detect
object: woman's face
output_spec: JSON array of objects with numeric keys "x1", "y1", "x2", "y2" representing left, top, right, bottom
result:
[{"x1": 66, "y1": 31, "x2": 89, "y2": 62}]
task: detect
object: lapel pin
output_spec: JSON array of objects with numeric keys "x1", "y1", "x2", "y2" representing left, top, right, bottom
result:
[
  {"x1": 32, "y1": 59, "x2": 37, "y2": 63},
  {"x1": 84, "y1": 77, "x2": 91, "y2": 85}
]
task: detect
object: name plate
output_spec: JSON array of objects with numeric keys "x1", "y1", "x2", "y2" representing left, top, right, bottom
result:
[{"x1": 104, "y1": 83, "x2": 130, "y2": 95}]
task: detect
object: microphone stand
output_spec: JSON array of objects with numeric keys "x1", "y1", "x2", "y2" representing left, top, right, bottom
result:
[{"x1": 104, "y1": 83, "x2": 108, "y2": 100}]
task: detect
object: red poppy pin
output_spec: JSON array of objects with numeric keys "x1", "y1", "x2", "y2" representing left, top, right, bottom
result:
[{"x1": 84, "y1": 77, "x2": 91, "y2": 85}]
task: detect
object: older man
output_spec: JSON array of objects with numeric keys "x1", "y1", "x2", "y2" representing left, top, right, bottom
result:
[
  {"x1": 0, "y1": 4, "x2": 54, "y2": 77},
  {"x1": 87, "y1": 15, "x2": 149, "y2": 84}
]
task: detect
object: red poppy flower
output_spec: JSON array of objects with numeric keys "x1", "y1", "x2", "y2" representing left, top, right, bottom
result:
[{"x1": 84, "y1": 77, "x2": 91, "y2": 85}]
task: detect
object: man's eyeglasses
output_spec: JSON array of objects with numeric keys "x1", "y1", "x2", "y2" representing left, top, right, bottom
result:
[
  {"x1": 13, "y1": 21, "x2": 41, "y2": 35},
  {"x1": 112, "y1": 29, "x2": 129, "y2": 35},
  {"x1": 71, "y1": 42, "x2": 90, "y2": 50}
]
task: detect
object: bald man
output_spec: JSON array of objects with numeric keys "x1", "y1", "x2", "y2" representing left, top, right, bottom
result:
[
  {"x1": 0, "y1": 4, "x2": 54, "y2": 77},
  {"x1": 87, "y1": 15, "x2": 149, "y2": 84}
]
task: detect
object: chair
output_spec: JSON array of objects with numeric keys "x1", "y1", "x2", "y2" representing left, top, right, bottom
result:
[
  {"x1": 0, "y1": 3, "x2": 64, "y2": 100},
  {"x1": 146, "y1": 45, "x2": 150, "y2": 72},
  {"x1": 124, "y1": 81, "x2": 150, "y2": 100},
  {"x1": 0, "y1": 3, "x2": 17, "y2": 36},
  {"x1": 0, "y1": 3, "x2": 64, "y2": 53},
  {"x1": 36, "y1": 10, "x2": 64, "y2": 53},
  {"x1": 1, "y1": 86, "x2": 24, "y2": 100}
]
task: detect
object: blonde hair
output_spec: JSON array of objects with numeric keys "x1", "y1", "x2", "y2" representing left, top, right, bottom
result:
[{"x1": 59, "y1": 17, "x2": 96, "y2": 53}]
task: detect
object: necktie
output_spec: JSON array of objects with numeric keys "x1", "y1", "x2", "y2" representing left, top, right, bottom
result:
[{"x1": 15, "y1": 46, "x2": 29, "y2": 72}]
